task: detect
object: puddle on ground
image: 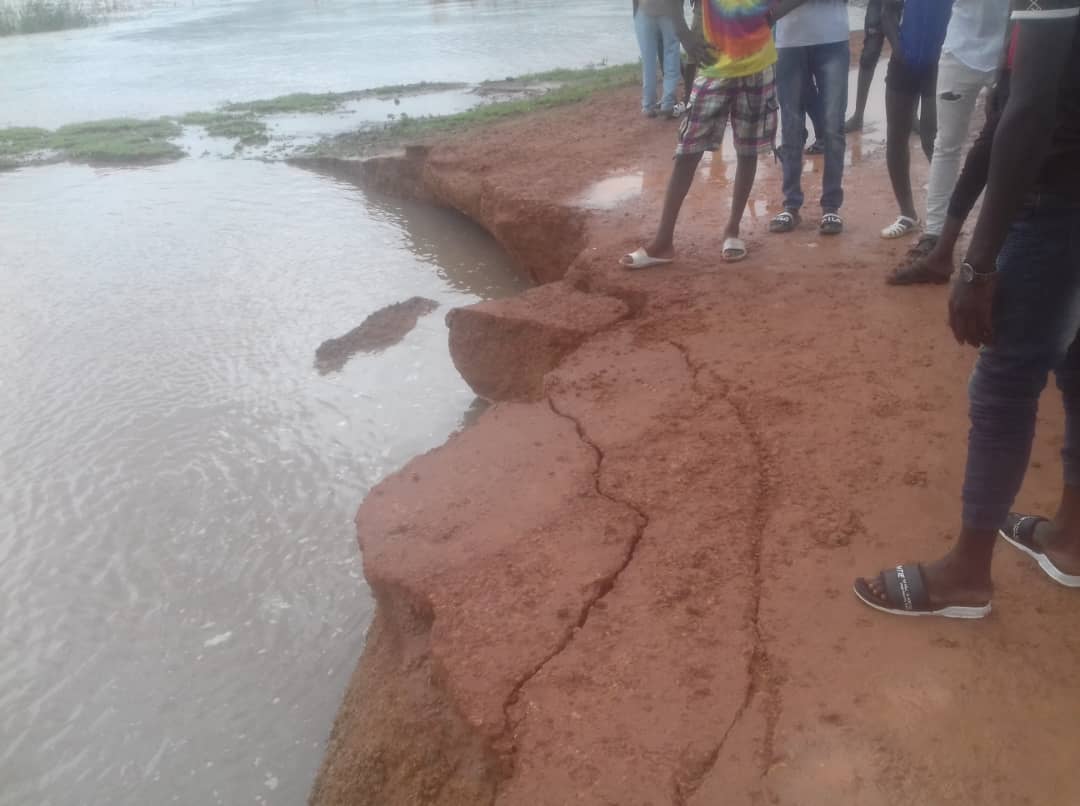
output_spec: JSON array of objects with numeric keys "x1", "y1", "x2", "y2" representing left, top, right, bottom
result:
[{"x1": 577, "y1": 171, "x2": 645, "y2": 209}]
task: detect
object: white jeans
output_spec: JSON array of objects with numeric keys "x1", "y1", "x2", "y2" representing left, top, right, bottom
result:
[{"x1": 923, "y1": 53, "x2": 998, "y2": 236}]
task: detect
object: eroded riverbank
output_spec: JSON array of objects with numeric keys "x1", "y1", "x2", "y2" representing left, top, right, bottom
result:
[{"x1": 309, "y1": 78, "x2": 1080, "y2": 806}]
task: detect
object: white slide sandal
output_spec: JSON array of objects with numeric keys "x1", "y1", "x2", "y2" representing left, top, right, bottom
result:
[
  {"x1": 620, "y1": 247, "x2": 673, "y2": 270},
  {"x1": 722, "y1": 237, "x2": 747, "y2": 263}
]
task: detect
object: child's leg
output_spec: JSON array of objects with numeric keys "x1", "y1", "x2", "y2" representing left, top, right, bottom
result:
[
  {"x1": 645, "y1": 152, "x2": 706, "y2": 258},
  {"x1": 725, "y1": 155, "x2": 758, "y2": 239},
  {"x1": 885, "y1": 59, "x2": 920, "y2": 219},
  {"x1": 918, "y1": 67, "x2": 939, "y2": 162}
]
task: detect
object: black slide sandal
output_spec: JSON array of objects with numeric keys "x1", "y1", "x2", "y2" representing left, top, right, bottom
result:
[
  {"x1": 999, "y1": 513, "x2": 1080, "y2": 587},
  {"x1": 853, "y1": 564, "x2": 991, "y2": 619}
]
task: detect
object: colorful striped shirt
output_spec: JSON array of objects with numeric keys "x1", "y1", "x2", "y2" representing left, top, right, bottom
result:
[{"x1": 700, "y1": 0, "x2": 778, "y2": 79}]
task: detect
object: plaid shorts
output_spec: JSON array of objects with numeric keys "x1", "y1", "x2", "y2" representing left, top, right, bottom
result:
[{"x1": 675, "y1": 65, "x2": 778, "y2": 158}]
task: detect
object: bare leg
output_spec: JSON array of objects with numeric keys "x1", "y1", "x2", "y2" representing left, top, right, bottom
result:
[
  {"x1": 846, "y1": 61, "x2": 876, "y2": 132},
  {"x1": 724, "y1": 154, "x2": 758, "y2": 239},
  {"x1": 885, "y1": 87, "x2": 919, "y2": 220},
  {"x1": 644, "y1": 151, "x2": 705, "y2": 258},
  {"x1": 918, "y1": 85, "x2": 937, "y2": 161}
]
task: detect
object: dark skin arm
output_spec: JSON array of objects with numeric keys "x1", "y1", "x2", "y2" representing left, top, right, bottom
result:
[
  {"x1": 650, "y1": 0, "x2": 811, "y2": 65},
  {"x1": 881, "y1": 0, "x2": 903, "y2": 60},
  {"x1": 949, "y1": 14, "x2": 1078, "y2": 347},
  {"x1": 652, "y1": 0, "x2": 713, "y2": 64}
]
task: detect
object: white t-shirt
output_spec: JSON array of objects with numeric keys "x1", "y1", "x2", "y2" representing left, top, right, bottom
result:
[
  {"x1": 941, "y1": 0, "x2": 1011, "y2": 73},
  {"x1": 775, "y1": 0, "x2": 850, "y2": 48}
]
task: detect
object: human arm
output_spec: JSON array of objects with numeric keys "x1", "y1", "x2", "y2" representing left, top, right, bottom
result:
[
  {"x1": 949, "y1": 5, "x2": 1078, "y2": 347},
  {"x1": 654, "y1": 0, "x2": 714, "y2": 63},
  {"x1": 882, "y1": 0, "x2": 904, "y2": 60}
]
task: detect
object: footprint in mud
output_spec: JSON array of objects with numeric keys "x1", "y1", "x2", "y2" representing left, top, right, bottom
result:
[{"x1": 315, "y1": 296, "x2": 439, "y2": 374}]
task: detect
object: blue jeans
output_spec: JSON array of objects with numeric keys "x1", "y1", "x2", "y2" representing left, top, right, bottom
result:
[
  {"x1": 635, "y1": 11, "x2": 680, "y2": 113},
  {"x1": 963, "y1": 201, "x2": 1080, "y2": 531},
  {"x1": 776, "y1": 41, "x2": 849, "y2": 211}
]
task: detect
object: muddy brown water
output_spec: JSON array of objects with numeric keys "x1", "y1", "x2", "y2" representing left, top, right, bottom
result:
[{"x1": 0, "y1": 159, "x2": 527, "y2": 805}]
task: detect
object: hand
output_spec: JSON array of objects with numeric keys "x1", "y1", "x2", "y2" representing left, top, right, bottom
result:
[
  {"x1": 948, "y1": 273, "x2": 999, "y2": 348},
  {"x1": 920, "y1": 245, "x2": 955, "y2": 283},
  {"x1": 685, "y1": 40, "x2": 716, "y2": 65}
]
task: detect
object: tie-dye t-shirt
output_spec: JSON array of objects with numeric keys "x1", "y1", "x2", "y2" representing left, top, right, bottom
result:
[{"x1": 700, "y1": 0, "x2": 778, "y2": 79}]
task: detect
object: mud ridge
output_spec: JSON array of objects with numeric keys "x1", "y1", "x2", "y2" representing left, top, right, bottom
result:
[
  {"x1": 665, "y1": 340, "x2": 780, "y2": 804},
  {"x1": 489, "y1": 395, "x2": 652, "y2": 790}
]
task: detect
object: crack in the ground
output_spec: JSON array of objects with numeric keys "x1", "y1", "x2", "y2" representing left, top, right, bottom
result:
[
  {"x1": 665, "y1": 340, "x2": 779, "y2": 806},
  {"x1": 490, "y1": 394, "x2": 651, "y2": 800}
]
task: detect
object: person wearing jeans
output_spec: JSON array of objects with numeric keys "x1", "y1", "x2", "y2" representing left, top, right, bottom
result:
[
  {"x1": 634, "y1": 0, "x2": 683, "y2": 117},
  {"x1": 768, "y1": 0, "x2": 850, "y2": 236},
  {"x1": 887, "y1": 0, "x2": 1010, "y2": 283},
  {"x1": 855, "y1": 0, "x2": 1080, "y2": 619}
]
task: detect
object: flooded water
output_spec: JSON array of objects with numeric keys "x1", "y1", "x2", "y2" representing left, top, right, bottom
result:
[
  {"x1": 0, "y1": 158, "x2": 527, "y2": 805},
  {"x1": 0, "y1": 0, "x2": 637, "y2": 128}
]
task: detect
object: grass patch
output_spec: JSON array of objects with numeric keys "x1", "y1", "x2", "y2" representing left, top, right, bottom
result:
[
  {"x1": 221, "y1": 81, "x2": 467, "y2": 116},
  {"x1": 311, "y1": 63, "x2": 639, "y2": 159},
  {"x1": 179, "y1": 111, "x2": 269, "y2": 146},
  {"x1": 0, "y1": 126, "x2": 51, "y2": 158},
  {"x1": 50, "y1": 118, "x2": 184, "y2": 162},
  {"x1": 0, "y1": 0, "x2": 96, "y2": 36}
]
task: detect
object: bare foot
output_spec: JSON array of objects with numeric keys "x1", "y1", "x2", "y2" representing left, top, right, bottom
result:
[{"x1": 844, "y1": 116, "x2": 863, "y2": 134}]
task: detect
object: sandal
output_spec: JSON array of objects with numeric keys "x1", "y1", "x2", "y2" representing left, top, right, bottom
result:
[
  {"x1": 722, "y1": 236, "x2": 747, "y2": 263},
  {"x1": 620, "y1": 247, "x2": 673, "y2": 270},
  {"x1": 881, "y1": 215, "x2": 919, "y2": 239},
  {"x1": 853, "y1": 564, "x2": 992, "y2": 619},
  {"x1": 999, "y1": 513, "x2": 1080, "y2": 587},
  {"x1": 819, "y1": 212, "x2": 843, "y2": 235},
  {"x1": 768, "y1": 209, "x2": 800, "y2": 234}
]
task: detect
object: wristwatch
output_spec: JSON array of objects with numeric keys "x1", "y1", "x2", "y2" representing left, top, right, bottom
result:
[{"x1": 959, "y1": 261, "x2": 996, "y2": 285}]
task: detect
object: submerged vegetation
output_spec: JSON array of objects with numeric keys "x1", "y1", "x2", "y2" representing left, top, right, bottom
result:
[
  {"x1": 0, "y1": 65, "x2": 638, "y2": 166},
  {"x1": 221, "y1": 82, "x2": 468, "y2": 116},
  {"x1": 0, "y1": 0, "x2": 96, "y2": 35},
  {"x1": 178, "y1": 112, "x2": 269, "y2": 147},
  {"x1": 309, "y1": 63, "x2": 639, "y2": 159},
  {"x1": 0, "y1": 118, "x2": 182, "y2": 162}
]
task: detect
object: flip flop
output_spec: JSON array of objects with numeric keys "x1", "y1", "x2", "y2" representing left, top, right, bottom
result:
[
  {"x1": 768, "y1": 209, "x2": 800, "y2": 234},
  {"x1": 999, "y1": 513, "x2": 1080, "y2": 587},
  {"x1": 620, "y1": 247, "x2": 673, "y2": 270},
  {"x1": 853, "y1": 564, "x2": 991, "y2": 619},
  {"x1": 722, "y1": 236, "x2": 747, "y2": 263},
  {"x1": 881, "y1": 215, "x2": 919, "y2": 239}
]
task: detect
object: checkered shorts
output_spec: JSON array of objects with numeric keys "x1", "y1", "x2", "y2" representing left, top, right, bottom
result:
[{"x1": 675, "y1": 66, "x2": 778, "y2": 158}]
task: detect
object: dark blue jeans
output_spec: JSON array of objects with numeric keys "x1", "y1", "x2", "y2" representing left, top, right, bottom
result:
[
  {"x1": 776, "y1": 40, "x2": 849, "y2": 212},
  {"x1": 963, "y1": 201, "x2": 1080, "y2": 531}
]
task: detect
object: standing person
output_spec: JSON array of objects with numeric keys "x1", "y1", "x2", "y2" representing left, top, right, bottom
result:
[
  {"x1": 879, "y1": 0, "x2": 953, "y2": 239},
  {"x1": 846, "y1": 0, "x2": 886, "y2": 132},
  {"x1": 854, "y1": 0, "x2": 1080, "y2": 618},
  {"x1": 621, "y1": 0, "x2": 809, "y2": 268},
  {"x1": 768, "y1": 0, "x2": 851, "y2": 237},
  {"x1": 886, "y1": 0, "x2": 1011, "y2": 280},
  {"x1": 634, "y1": 0, "x2": 683, "y2": 118},
  {"x1": 681, "y1": 0, "x2": 705, "y2": 105}
]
